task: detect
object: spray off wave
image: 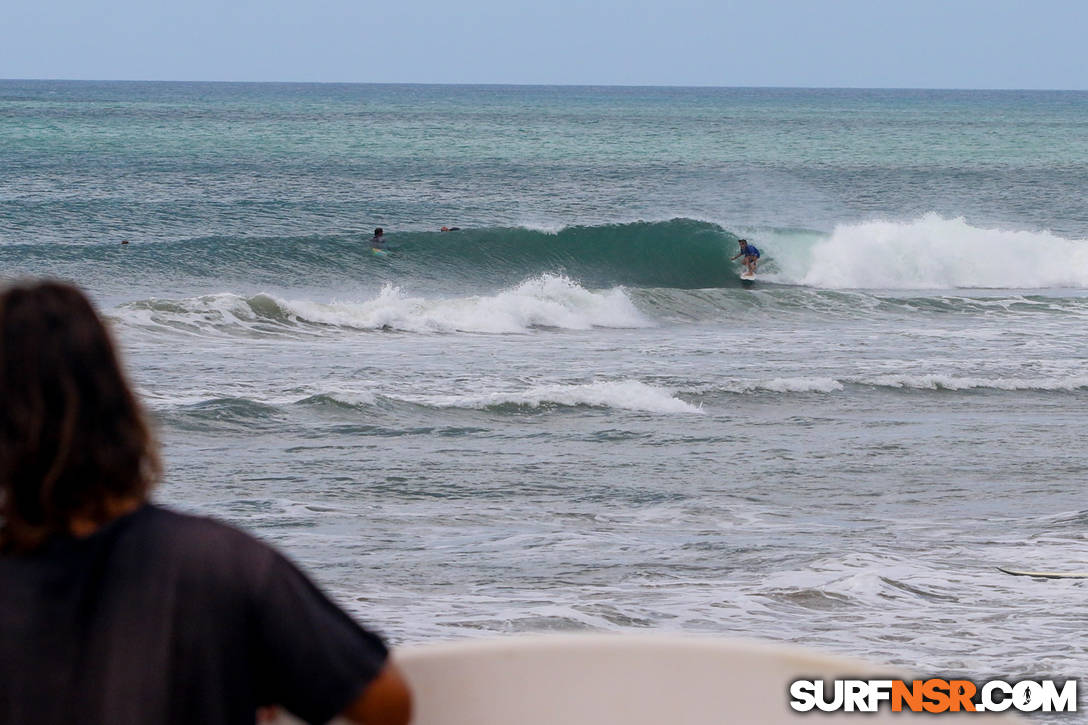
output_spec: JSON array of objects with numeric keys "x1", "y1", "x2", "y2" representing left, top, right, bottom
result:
[{"x1": 789, "y1": 214, "x2": 1088, "y2": 290}]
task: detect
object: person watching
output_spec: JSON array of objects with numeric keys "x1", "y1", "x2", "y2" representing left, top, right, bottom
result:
[{"x1": 0, "y1": 280, "x2": 412, "y2": 725}]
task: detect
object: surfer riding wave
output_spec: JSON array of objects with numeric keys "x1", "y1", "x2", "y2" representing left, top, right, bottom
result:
[{"x1": 730, "y1": 239, "x2": 761, "y2": 276}]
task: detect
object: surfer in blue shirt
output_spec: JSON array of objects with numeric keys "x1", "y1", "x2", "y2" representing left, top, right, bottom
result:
[{"x1": 731, "y1": 239, "x2": 761, "y2": 275}]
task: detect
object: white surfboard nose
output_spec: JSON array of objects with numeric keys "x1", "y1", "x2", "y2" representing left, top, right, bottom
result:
[{"x1": 391, "y1": 634, "x2": 1024, "y2": 724}]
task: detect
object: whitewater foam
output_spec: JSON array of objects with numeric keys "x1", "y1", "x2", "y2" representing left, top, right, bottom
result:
[
  {"x1": 725, "y1": 377, "x2": 845, "y2": 394},
  {"x1": 319, "y1": 390, "x2": 380, "y2": 407},
  {"x1": 407, "y1": 380, "x2": 702, "y2": 415},
  {"x1": 853, "y1": 374, "x2": 1088, "y2": 392},
  {"x1": 281, "y1": 275, "x2": 650, "y2": 334},
  {"x1": 701, "y1": 374, "x2": 1088, "y2": 395},
  {"x1": 795, "y1": 214, "x2": 1088, "y2": 290},
  {"x1": 115, "y1": 293, "x2": 293, "y2": 337},
  {"x1": 114, "y1": 276, "x2": 651, "y2": 336}
]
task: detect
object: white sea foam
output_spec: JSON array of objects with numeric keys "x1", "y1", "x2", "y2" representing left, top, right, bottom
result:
[
  {"x1": 114, "y1": 293, "x2": 283, "y2": 337},
  {"x1": 321, "y1": 390, "x2": 379, "y2": 407},
  {"x1": 511, "y1": 219, "x2": 568, "y2": 234},
  {"x1": 407, "y1": 380, "x2": 702, "y2": 414},
  {"x1": 709, "y1": 374, "x2": 1088, "y2": 395},
  {"x1": 795, "y1": 214, "x2": 1088, "y2": 290},
  {"x1": 853, "y1": 374, "x2": 1088, "y2": 391},
  {"x1": 137, "y1": 382, "x2": 381, "y2": 410},
  {"x1": 281, "y1": 275, "x2": 650, "y2": 334},
  {"x1": 113, "y1": 275, "x2": 650, "y2": 336},
  {"x1": 725, "y1": 377, "x2": 845, "y2": 394}
]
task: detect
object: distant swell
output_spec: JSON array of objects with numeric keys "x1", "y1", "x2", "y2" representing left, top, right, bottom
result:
[
  {"x1": 698, "y1": 375, "x2": 1088, "y2": 394},
  {"x1": 851, "y1": 374, "x2": 1088, "y2": 392},
  {"x1": 705, "y1": 375, "x2": 1088, "y2": 394}
]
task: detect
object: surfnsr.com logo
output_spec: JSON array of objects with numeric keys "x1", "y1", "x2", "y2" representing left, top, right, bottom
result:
[{"x1": 790, "y1": 678, "x2": 1078, "y2": 713}]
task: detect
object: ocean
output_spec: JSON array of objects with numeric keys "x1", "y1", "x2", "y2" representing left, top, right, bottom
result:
[{"x1": 2, "y1": 80, "x2": 1086, "y2": 697}]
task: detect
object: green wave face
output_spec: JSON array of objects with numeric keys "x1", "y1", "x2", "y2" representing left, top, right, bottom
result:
[
  {"x1": 2, "y1": 218, "x2": 752, "y2": 292},
  {"x1": 387, "y1": 219, "x2": 748, "y2": 289}
]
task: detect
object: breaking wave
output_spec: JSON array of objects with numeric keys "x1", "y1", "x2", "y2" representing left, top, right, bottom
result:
[
  {"x1": 114, "y1": 275, "x2": 650, "y2": 336},
  {"x1": 790, "y1": 214, "x2": 1088, "y2": 290}
]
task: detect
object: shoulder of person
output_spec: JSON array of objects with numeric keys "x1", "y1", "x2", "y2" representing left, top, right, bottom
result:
[{"x1": 135, "y1": 504, "x2": 285, "y2": 584}]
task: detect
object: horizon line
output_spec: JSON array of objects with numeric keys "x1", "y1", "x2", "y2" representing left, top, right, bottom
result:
[{"x1": 2, "y1": 77, "x2": 1086, "y2": 93}]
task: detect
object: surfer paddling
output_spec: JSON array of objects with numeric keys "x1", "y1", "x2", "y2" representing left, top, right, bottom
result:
[
  {"x1": 370, "y1": 227, "x2": 386, "y2": 250},
  {"x1": 731, "y1": 239, "x2": 761, "y2": 276}
]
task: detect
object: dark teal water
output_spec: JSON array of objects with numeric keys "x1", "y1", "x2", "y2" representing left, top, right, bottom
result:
[{"x1": 2, "y1": 81, "x2": 1087, "y2": 696}]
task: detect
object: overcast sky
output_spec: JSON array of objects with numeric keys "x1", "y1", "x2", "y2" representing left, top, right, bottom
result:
[{"x1": 3, "y1": 0, "x2": 1086, "y2": 89}]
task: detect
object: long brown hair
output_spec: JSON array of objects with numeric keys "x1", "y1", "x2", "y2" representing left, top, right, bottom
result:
[{"x1": 0, "y1": 280, "x2": 160, "y2": 553}]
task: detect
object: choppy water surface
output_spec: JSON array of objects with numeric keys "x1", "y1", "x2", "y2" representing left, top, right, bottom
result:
[{"x1": 2, "y1": 81, "x2": 1086, "y2": 704}]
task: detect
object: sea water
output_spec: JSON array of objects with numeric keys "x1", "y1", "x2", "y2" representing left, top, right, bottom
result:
[{"x1": 2, "y1": 81, "x2": 1086, "y2": 694}]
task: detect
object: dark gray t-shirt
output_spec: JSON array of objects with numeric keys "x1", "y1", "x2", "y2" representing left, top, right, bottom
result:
[{"x1": 0, "y1": 504, "x2": 388, "y2": 725}]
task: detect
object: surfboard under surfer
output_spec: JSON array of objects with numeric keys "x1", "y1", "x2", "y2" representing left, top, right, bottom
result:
[{"x1": 731, "y1": 239, "x2": 761, "y2": 275}]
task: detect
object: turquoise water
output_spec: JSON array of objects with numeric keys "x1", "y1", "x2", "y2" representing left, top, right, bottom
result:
[{"x1": 2, "y1": 81, "x2": 1087, "y2": 701}]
